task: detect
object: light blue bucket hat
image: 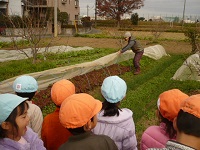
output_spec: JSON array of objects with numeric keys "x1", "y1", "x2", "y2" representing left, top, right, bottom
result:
[
  {"x1": 101, "y1": 76, "x2": 127, "y2": 103},
  {"x1": 0, "y1": 93, "x2": 28, "y2": 124},
  {"x1": 13, "y1": 75, "x2": 38, "y2": 93}
]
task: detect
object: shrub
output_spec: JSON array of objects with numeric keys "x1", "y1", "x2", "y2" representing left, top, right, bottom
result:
[
  {"x1": 184, "y1": 27, "x2": 200, "y2": 53},
  {"x1": 131, "y1": 13, "x2": 139, "y2": 25},
  {"x1": 81, "y1": 16, "x2": 92, "y2": 28}
]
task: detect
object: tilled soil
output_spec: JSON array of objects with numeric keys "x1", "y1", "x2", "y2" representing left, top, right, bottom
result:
[{"x1": 34, "y1": 64, "x2": 131, "y2": 108}]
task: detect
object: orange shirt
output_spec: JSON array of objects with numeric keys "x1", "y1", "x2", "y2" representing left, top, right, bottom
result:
[{"x1": 41, "y1": 107, "x2": 72, "y2": 150}]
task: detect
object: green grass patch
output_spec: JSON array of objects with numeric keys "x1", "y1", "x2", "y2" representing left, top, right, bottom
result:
[
  {"x1": 87, "y1": 54, "x2": 200, "y2": 142},
  {"x1": 0, "y1": 48, "x2": 117, "y2": 81}
]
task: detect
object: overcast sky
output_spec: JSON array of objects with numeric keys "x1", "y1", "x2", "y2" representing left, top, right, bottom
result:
[{"x1": 79, "y1": 0, "x2": 200, "y2": 19}]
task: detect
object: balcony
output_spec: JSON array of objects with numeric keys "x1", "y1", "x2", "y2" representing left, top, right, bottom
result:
[{"x1": 61, "y1": 0, "x2": 67, "y2": 4}]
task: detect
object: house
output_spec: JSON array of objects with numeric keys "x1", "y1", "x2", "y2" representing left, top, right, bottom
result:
[
  {"x1": 0, "y1": 0, "x2": 80, "y2": 25},
  {"x1": 0, "y1": 0, "x2": 23, "y2": 16}
]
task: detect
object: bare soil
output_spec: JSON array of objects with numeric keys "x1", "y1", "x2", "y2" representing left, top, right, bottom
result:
[
  {"x1": 52, "y1": 36, "x2": 191, "y2": 54},
  {"x1": 34, "y1": 64, "x2": 131, "y2": 109}
]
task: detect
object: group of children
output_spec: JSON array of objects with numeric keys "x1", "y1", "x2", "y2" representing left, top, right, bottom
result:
[{"x1": 0, "y1": 74, "x2": 200, "y2": 150}]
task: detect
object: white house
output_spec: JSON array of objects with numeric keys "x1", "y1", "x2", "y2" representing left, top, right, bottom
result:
[{"x1": 0, "y1": 0, "x2": 23, "y2": 16}]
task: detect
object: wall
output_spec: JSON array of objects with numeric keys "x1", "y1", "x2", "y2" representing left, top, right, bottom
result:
[
  {"x1": 47, "y1": 0, "x2": 80, "y2": 23},
  {"x1": 8, "y1": 0, "x2": 22, "y2": 16}
]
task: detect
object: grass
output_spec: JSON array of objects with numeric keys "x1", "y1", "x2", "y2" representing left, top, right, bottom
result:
[
  {"x1": 88, "y1": 54, "x2": 200, "y2": 143},
  {"x1": 0, "y1": 48, "x2": 116, "y2": 81}
]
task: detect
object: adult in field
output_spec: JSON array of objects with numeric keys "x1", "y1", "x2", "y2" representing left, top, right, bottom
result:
[{"x1": 119, "y1": 31, "x2": 144, "y2": 75}]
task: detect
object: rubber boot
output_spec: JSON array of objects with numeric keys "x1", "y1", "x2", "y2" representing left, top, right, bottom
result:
[{"x1": 134, "y1": 68, "x2": 140, "y2": 75}]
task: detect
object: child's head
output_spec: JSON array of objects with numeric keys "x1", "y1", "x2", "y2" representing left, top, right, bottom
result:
[
  {"x1": 157, "y1": 89, "x2": 189, "y2": 138},
  {"x1": 0, "y1": 93, "x2": 29, "y2": 140},
  {"x1": 176, "y1": 94, "x2": 200, "y2": 138},
  {"x1": 59, "y1": 93, "x2": 102, "y2": 135},
  {"x1": 101, "y1": 76, "x2": 127, "y2": 116},
  {"x1": 13, "y1": 75, "x2": 38, "y2": 100},
  {"x1": 51, "y1": 79, "x2": 75, "y2": 107}
]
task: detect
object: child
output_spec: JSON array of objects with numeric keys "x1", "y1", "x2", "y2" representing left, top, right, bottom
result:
[
  {"x1": 119, "y1": 31, "x2": 144, "y2": 75},
  {"x1": 149, "y1": 94, "x2": 200, "y2": 150},
  {"x1": 140, "y1": 89, "x2": 189, "y2": 150},
  {"x1": 0, "y1": 93, "x2": 46, "y2": 150},
  {"x1": 92, "y1": 76, "x2": 138, "y2": 150},
  {"x1": 13, "y1": 75, "x2": 43, "y2": 138},
  {"x1": 41, "y1": 79, "x2": 75, "y2": 150},
  {"x1": 58, "y1": 93, "x2": 118, "y2": 150}
]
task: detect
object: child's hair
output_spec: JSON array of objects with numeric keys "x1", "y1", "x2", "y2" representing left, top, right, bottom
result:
[
  {"x1": 102, "y1": 101, "x2": 122, "y2": 117},
  {"x1": 15, "y1": 92, "x2": 36, "y2": 101},
  {"x1": 67, "y1": 117, "x2": 94, "y2": 135},
  {"x1": 0, "y1": 101, "x2": 29, "y2": 138},
  {"x1": 159, "y1": 112, "x2": 176, "y2": 139},
  {"x1": 67, "y1": 127, "x2": 85, "y2": 135},
  {"x1": 176, "y1": 110, "x2": 200, "y2": 137},
  {"x1": 156, "y1": 89, "x2": 188, "y2": 138}
]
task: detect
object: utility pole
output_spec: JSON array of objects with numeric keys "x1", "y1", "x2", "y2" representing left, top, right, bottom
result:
[
  {"x1": 95, "y1": 0, "x2": 97, "y2": 27},
  {"x1": 87, "y1": 5, "x2": 89, "y2": 16},
  {"x1": 182, "y1": 0, "x2": 186, "y2": 28},
  {"x1": 54, "y1": 0, "x2": 58, "y2": 37}
]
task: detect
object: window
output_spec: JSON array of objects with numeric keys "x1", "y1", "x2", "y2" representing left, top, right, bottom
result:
[
  {"x1": 75, "y1": 0, "x2": 79, "y2": 6},
  {"x1": 75, "y1": 15, "x2": 78, "y2": 20}
]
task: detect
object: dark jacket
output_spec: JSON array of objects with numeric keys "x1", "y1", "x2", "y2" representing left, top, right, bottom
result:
[
  {"x1": 121, "y1": 36, "x2": 143, "y2": 53},
  {"x1": 58, "y1": 131, "x2": 118, "y2": 150}
]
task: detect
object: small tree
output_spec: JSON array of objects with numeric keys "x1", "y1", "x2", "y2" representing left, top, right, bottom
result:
[
  {"x1": 81, "y1": 17, "x2": 92, "y2": 28},
  {"x1": 4, "y1": 8, "x2": 56, "y2": 64},
  {"x1": 150, "y1": 21, "x2": 166, "y2": 43},
  {"x1": 58, "y1": 12, "x2": 69, "y2": 27},
  {"x1": 139, "y1": 17, "x2": 145, "y2": 21},
  {"x1": 131, "y1": 13, "x2": 138, "y2": 25},
  {"x1": 184, "y1": 27, "x2": 200, "y2": 54}
]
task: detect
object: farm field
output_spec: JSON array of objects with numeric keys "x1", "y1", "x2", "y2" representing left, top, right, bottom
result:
[
  {"x1": 33, "y1": 32, "x2": 199, "y2": 147},
  {"x1": 50, "y1": 30, "x2": 191, "y2": 54},
  {"x1": 1, "y1": 29, "x2": 199, "y2": 148}
]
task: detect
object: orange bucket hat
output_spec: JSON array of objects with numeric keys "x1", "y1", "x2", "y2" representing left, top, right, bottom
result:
[
  {"x1": 51, "y1": 79, "x2": 75, "y2": 106},
  {"x1": 181, "y1": 94, "x2": 200, "y2": 119},
  {"x1": 59, "y1": 93, "x2": 102, "y2": 129},
  {"x1": 157, "y1": 89, "x2": 189, "y2": 121}
]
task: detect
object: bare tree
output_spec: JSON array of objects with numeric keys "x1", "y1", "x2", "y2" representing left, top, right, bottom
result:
[
  {"x1": 96, "y1": 0, "x2": 144, "y2": 27},
  {"x1": 151, "y1": 21, "x2": 167, "y2": 43},
  {"x1": 4, "y1": 1, "x2": 56, "y2": 64},
  {"x1": 184, "y1": 26, "x2": 200, "y2": 54}
]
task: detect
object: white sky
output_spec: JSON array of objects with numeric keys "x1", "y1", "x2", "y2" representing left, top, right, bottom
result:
[{"x1": 79, "y1": 0, "x2": 200, "y2": 19}]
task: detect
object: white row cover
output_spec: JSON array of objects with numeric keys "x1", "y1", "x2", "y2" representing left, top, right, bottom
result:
[
  {"x1": 172, "y1": 53, "x2": 200, "y2": 81},
  {"x1": 0, "y1": 45, "x2": 168, "y2": 94}
]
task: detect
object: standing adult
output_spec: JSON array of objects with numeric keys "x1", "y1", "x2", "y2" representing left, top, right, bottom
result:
[{"x1": 119, "y1": 31, "x2": 144, "y2": 75}]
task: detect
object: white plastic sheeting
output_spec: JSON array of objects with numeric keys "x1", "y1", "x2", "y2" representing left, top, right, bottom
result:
[
  {"x1": 172, "y1": 53, "x2": 200, "y2": 81},
  {"x1": 0, "y1": 44, "x2": 168, "y2": 94},
  {"x1": 0, "y1": 45, "x2": 94, "y2": 62},
  {"x1": 143, "y1": 44, "x2": 169, "y2": 60}
]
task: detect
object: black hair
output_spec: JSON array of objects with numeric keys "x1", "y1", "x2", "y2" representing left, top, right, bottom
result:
[
  {"x1": 176, "y1": 110, "x2": 200, "y2": 137},
  {"x1": 68, "y1": 127, "x2": 85, "y2": 135},
  {"x1": 15, "y1": 92, "x2": 36, "y2": 101},
  {"x1": 159, "y1": 112, "x2": 176, "y2": 139},
  {"x1": 128, "y1": 37, "x2": 131, "y2": 42},
  {"x1": 0, "y1": 101, "x2": 29, "y2": 139},
  {"x1": 67, "y1": 117, "x2": 94, "y2": 135},
  {"x1": 102, "y1": 100, "x2": 122, "y2": 117}
]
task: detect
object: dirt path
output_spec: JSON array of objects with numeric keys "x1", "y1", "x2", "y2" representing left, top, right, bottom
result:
[{"x1": 52, "y1": 37, "x2": 191, "y2": 54}]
